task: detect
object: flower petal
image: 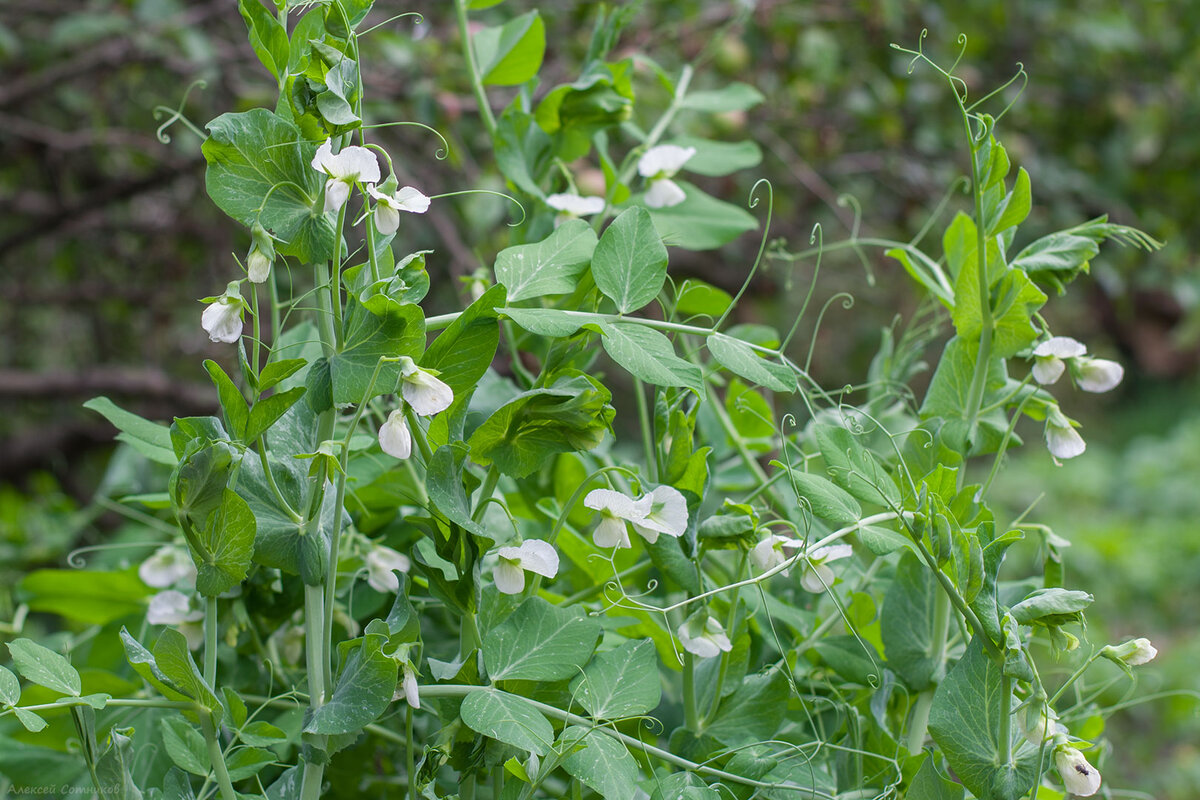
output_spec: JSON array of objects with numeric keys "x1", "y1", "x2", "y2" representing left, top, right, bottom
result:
[
  {"x1": 583, "y1": 489, "x2": 650, "y2": 523},
  {"x1": 402, "y1": 370, "x2": 454, "y2": 416},
  {"x1": 311, "y1": 139, "x2": 335, "y2": 172},
  {"x1": 494, "y1": 559, "x2": 526, "y2": 595},
  {"x1": 644, "y1": 178, "x2": 687, "y2": 208},
  {"x1": 1033, "y1": 336, "x2": 1087, "y2": 359},
  {"x1": 1045, "y1": 423, "x2": 1086, "y2": 460},
  {"x1": 514, "y1": 539, "x2": 559, "y2": 579},
  {"x1": 378, "y1": 409, "x2": 413, "y2": 459},
  {"x1": 395, "y1": 186, "x2": 431, "y2": 213},
  {"x1": 375, "y1": 204, "x2": 400, "y2": 236},
  {"x1": 324, "y1": 178, "x2": 351, "y2": 214},
  {"x1": 637, "y1": 145, "x2": 696, "y2": 178},
  {"x1": 546, "y1": 193, "x2": 606, "y2": 217},
  {"x1": 800, "y1": 563, "x2": 835, "y2": 593},
  {"x1": 202, "y1": 299, "x2": 242, "y2": 344},
  {"x1": 1032, "y1": 356, "x2": 1066, "y2": 385},
  {"x1": 592, "y1": 516, "x2": 632, "y2": 549},
  {"x1": 366, "y1": 546, "x2": 411, "y2": 593},
  {"x1": 635, "y1": 485, "x2": 689, "y2": 538},
  {"x1": 1075, "y1": 357, "x2": 1124, "y2": 393},
  {"x1": 1055, "y1": 747, "x2": 1101, "y2": 797}
]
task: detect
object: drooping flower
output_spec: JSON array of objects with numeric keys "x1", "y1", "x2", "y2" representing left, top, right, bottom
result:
[
  {"x1": 311, "y1": 139, "x2": 381, "y2": 214},
  {"x1": 400, "y1": 664, "x2": 420, "y2": 709},
  {"x1": 677, "y1": 611, "x2": 733, "y2": 659},
  {"x1": 147, "y1": 590, "x2": 203, "y2": 626},
  {"x1": 367, "y1": 183, "x2": 431, "y2": 235},
  {"x1": 366, "y1": 545, "x2": 411, "y2": 593},
  {"x1": 1032, "y1": 337, "x2": 1087, "y2": 385},
  {"x1": 246, "y1": 221, "x2": 275, "y2": 284},
  {"x1": 493, "y1": 539, "x2": 560, "y2": 595},
  {"x1": 1017, "y1": 702, "x2": 1061, "y2": 747},
  {"x1": 583, "y1": 488, "x2": 653, "y2": 549},
  {"x1": 799, "y1": 544, "x2": 854, "y2": 593},
  {"x1": 750, "y1": 534, "x2": 802, "y2": 574},
  {"x1": 1054, "y1": 745, "x2": 1102, "y2": 797},
  {"x1": 1074, "y1": 357, "x2": 1124, "y2": 393},
  {"x1": 378, "y1": 408, "x2": 413, "y2": 459},
  {"x1": 201, "y1": 284, "x2": 246, "y2": 344},
  {"x1": 139, "y1": 545, "x2": 197, "y2": 589},
  {"x1": 637, "y1": 144, "x2": 696, "y2": 209},
  {"x1": 398, "y1": 357, "x2": 453, "y2": 416},
  {"x1": 1101, "y1": 637, "x2": 1158, "y2": 667},
  {"x1": 631, "y1": 485, "x2": 689, "y2": 544},
  {"x1": 546, "y1": 192, "x2": 606, "y2": 224},
  {"x1": 1045, "y1": 407, "x2": 1086, "y2": 461}
]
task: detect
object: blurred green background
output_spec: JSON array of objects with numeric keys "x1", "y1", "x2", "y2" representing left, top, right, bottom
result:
[{"x1": 1, "y1": 1, "x2": 1196, "y2": 795}]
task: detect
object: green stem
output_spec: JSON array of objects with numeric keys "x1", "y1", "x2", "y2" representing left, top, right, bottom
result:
[
  {"x1": 300, "y1": 584, "x2": 329, "y2": 800},
  {"x1": 472, "y1": 468, "x2": 500, "y2": 523},
  {"x1": 912, "y1": 537, "x2": 1003, "y2": 662},
  {"x1": 250, "y1": 284, "x2": 262, "y2": 376},
  {"x1": 366, "y1": 214, "x2": 383, "y2": 283},
  {"x1": 702, "y1": 550, "x2": 749, "y2": 724},
  {"x1": 906, "y1": 691, "x2": 935, "y2": 754},
  {"x1": 683, "y1": 652, "x2": 699, "y2": 731},
  {"x1": 905, "y1": 590, "x2": 950, "y2": 753},
  {"x1": 321, "y1": 464, "x2": 349, "y2": 693},
  {"x1": 203, "y1": 595, "x2": 219, "y2": 688},
  {"x1": 330, "y1": 203, "x2": 348, "y2": 345},
  {"x1": 301, "y1": 761, "x2": 325, "y2": 800},
  {"x1": 633, "y1": 379, "x2": 658, "y2": 483},
  {"x1": 406, "y1": 704, "x2": 416, "y2": 800},
  {"x1": 200, "y1": 715, "x2": 237, "y2": 800},
  {"x1": 960, "y1": 117, "x2": 996, "y2": 455},
  {"x1": 269, "y1": 273, "x2": 282, "y2": 348},
  {"x1": 404, "y1": 404, "x2": 435, "y2": 465},
  {"x1": 454, "y1": 0, "x2": 497, "y2": 138},
  {"x1": 314, "y1": 262, "x2": 338, "y2": 359},
  {"x1": 999, "y1": 674, "x2": 1014, "y2": 767},
  {"x1": 1048, "y1": 653, "x2": 1101, "y2": 707},
  {"x1": 258, "y1": 436, "x2": 302, "y2": 521}
]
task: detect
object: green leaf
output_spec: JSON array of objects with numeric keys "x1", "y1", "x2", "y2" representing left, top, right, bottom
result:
[
  {"x1": 193, "y1": 489, "x2": 256, "y2": 597},
  {"x1": 13, "y1": 708, "x2": 47, "y2": 733},
  {"x1": 120, "y1": 628, "x2": 193, "y2": 708},
  {"x1": 597, "y1": 322, "x2": 702, "y2": 392},
  {"x1": 919, "y1": 337, "x2": 1009, "y2": 453},
  {"x1": 953, "y1": 261, "x2": 1047, "y2": 359},
  {"x1": 426, "y1": 443, "x2": 486, "y2": 537},
  {"x1": 153, "y1": 628, "x2": 222, "y2": 714},
  {"x1": 814, "y1": 424, "x2": 901, "y2": 509},
  {"x1": 161, "y1": 717, "x2": 208, "y2": 776},
  {"x1": 474, "y1": 10, "x2": 545, "y2": 86},
  {"x1": 592, "y1": 206, "x2": 668, "y2": 313},
  {"x1": 245, "y1": 386, "x2": 306, "y2": 442},
  {"x1": 647, "y1": 182, "x2": 758, "y2": 250},
  {"x1": 258, "y1": 358, "x2": 307, "y2": 392},
  {"x1": 1010, "y1": 588, "x2": 1093, "y2": 625},
  {"x1": 20, "y1": 569, "x2": 152, "y2": 626},
  {"x1": 989, "y1": 167, "x2": 1031, "y2": 235},
  {"x1": 422, "y1": 286, "x2": 505, "y2": 396},
  {"x1": 84, "y1": 396, "x2": 176, "y2": 466},
  {"x1": 502, "y1": 307, "x2": 602, "y2": 338},
  {"x1": 771, "y1": 465, "x2": 861, "y2": 526},
  {"x1": 929, "y1": 639, "x2": 1039, "y2": 800},
  {"x1": 707, "y1": 334, "x2": 795, "y2": 393},
  {"x1": 304, "y1": 633, "x2": 398, "y2": 735},
  {"x1": 483, "y1": 597, "x2": 602, "y2": 681},
  {"x1": 329, "y1": 296, "x2": 425, "y2": 405},
  {"x1": 680, "y1": 82, "x2": 764, "y2": 112},
  {"x1": 559, "y1": 726, "x2": 641, "y2": 799},
  {"x1": 93, "y1": 727, "x2": 143, "y2": 800},
  {"x1": 226, "y1": 747, "x2": 277, "y2": 781},
  {"x1": 239, "y1": 721, "x2": 288, "y2": 747},
  {"x1": 705, "y1": 669, "x2": 789, "y2": 747},
  {"x1": 203, "y1": 109, "x2": 335, "y2": 263},
  {"x1": 468, "y1": 371, "x2": 614, "y2": 478},
  {"x1": 0, "y1": 666, "x2": 19, "y2": 706},
  {"x1": 908, "y1": 754, "x2": 965, "y2": 800},
  {"x1": 7, "y1": 639, "x2": 80, "y2": 696},
  {"x1": 663, "y1": 136, "x2": 763, "y2": 177},
  {"x1": 494, "y1": 220, "x2": 598, "y2": 301},
  {"x1": 568, "y1": 640, "x2": 661, "y2": 720},
  {"x1": 1011, "y1": 232, "x2": 1099, "y2": 274},
  {"x1": 237, "y1": 0, "x2": 289, "y2": 81},
  {"x1": 675, "y1": 279, "x2": 732, "y2": 318},
  {"x1": 204, "y1": 360, "x2": 250, "y2": 441},
  {"x1": 649, "y1": 773, "x2": 721, "y2": 800},
  {"x1": 812, "y1": 635, "x2": 882, "y2": 685},
  {"x1": 460, "y1": 689, "x2": 554, "y2": 755},
  {"x1": 881, "y1": 552, "x2": 939, "y2": 691}
]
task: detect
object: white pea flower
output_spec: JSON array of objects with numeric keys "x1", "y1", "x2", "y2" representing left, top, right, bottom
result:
[
  {"x1": 246, "y1": 221, "x2": 275, "y2": 284},
  {"x1": 583, "y1": 489, "x2": 653, "y2": 549},
  {"x1": 311, "y1": 139, "x2": 381, "y2": 214},
  {"x1": 1101, "y1": 637, "x2": 1157, "y2": 667},
  {"x1": 493, "y1": 539, "x2": 559, "y2": 595},
  {"x1": 1074, "y1": 357, "x2": 1124, "y2": 393},
  {"x1": 1045, "y1": 407, "x2": 1086, "y2": 461},
  {"x1": 139, "y1": 546, "x2": 197, "y2": 589},
  {"x1": 631, "y1": 485, "x2": 689, "y2": 544},
  {"x1": 378, "y1": 408, "x2": 413, "y2": 459},
  {"x1": 367, "y1": 184, "x2": 431, "y2": 235},
  {"x1": 1054, "y1": 745, "x2": 1102, "y2": 797},
  {"x1": 366, "y1": 545, "x2": 411, "y2": 593},
  {"x1": 677, "y1": 611, "x2": 732, "y2": 659},
  {"x1": 637, "y1": 144, "x2": 695, "y2": 208},
  {"x1": 1032, "y1": 337, "x2": 1087, "y2": 385},
  {"x1": 750, "y1": 534, "x2": 802, "y2": 574},
  {"x1": 201, "y1": 285, "x2": 246, "y2": 344},
  {"x1": 1017, "y1": 702, "x2": 1062, "y2": 747},
  {"x1": 400, "y1": 664, "x2": 420, "y2": 709},
  {"x1": 398, "y1": 357, "x2": 453, "y2": 416},
  {"x1": 546, "y1": 192, "x2": 606, "y2": 225},
  {"x1": 799, "y1": 544, "x2": 854, "y2": 593},
  {"x1": 147, "y1": 590, "x2": 203, "y2": 648}
]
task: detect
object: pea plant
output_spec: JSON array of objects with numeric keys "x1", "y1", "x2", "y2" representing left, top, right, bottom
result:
[{"x1": 1, "y1": 4, "x2": 1164, "y2": 800}]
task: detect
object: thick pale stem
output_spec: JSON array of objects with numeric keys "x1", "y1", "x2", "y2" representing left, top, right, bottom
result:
[
  {"x1": 200, "y1": 715, "x2": 237, "y2": 800},
  {"x1": 203, "y1": 595, "x2": 218, "y2": 688}
]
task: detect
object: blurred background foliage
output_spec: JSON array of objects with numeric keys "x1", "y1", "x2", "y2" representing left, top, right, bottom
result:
[{"x1": 0, "y1": 0, "x2": 1196, "y2": 795}]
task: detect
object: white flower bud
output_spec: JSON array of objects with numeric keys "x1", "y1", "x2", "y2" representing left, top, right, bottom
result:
[
  {"x1": 1074, "y1": 357, "x2": 1124, "y2": 393},
  {"x1": 398, "y1": 358, "x2": 454, "y2": 417},
  {"x1": 247, "y1": 248, "x2": 272, "y2": 283},
  {"x1": 1101, "y1": 637, "x2": 1157, "y2": 666},
  {"x1": 677, "y1": 612, "x2": 732, "y2": 659},
  {"x1": 378, "y1": 409, "x2": 413, "y2": 459},
  {"x1": 644, "y1": 178, "x2": 687, "y2": 209},
  {"x1": 366, "y1": 545, "x2": 411, "y2": 593},
  {"x1": 546, "y1": 192, "x2": 606, "y2": 220},
  {"x1": 147, "y1": 590, "x2": 203, "y2": 627}
]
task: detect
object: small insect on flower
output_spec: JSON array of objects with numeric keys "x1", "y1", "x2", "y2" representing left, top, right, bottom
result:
[
  {"x1": 493, "y1": 539, "x2": 560, "y2": 595},
  {"x1": 1054, "y1": 745, "x2": 1102, "y2": 797}
]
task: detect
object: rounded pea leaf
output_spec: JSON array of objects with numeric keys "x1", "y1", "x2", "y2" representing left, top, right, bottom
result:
[
  {"x1": 460, "y1": 689, "x2": 554, "y2": 756},
  {"x1": 559, "y1": 726, "x2": 640, "y2": 800},
  {"x1": 7, "y1": 638, "x2": 81, "y2": 697},
  {"x1": 568, "y1": 640, "x2": 661, "y2": 720},
  {"x1": 0, "y1": 665, "x2": 20, "y2": 706},
  {"x1": 592, "y1": 207, "x2": 668, "y2": 313},
  {"x1": 483, "y1": 597, "x2": 602, "y2": 681}
]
